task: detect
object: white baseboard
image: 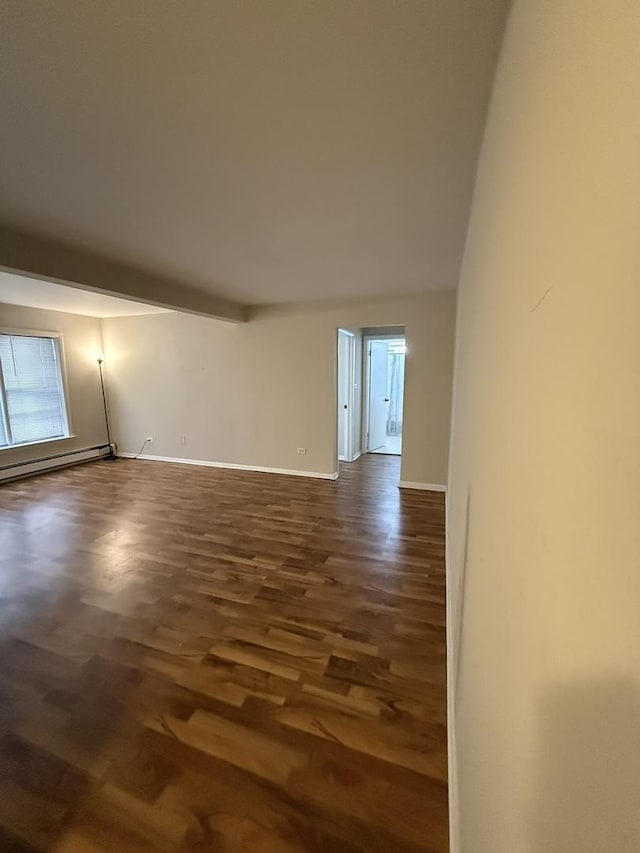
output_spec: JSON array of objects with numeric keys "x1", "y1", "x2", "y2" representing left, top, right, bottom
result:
[
  {"x1": 118, "y1": 452, "x2": 339, "y2": 481},
  {"x1": 399, "y1": 480, "x2": 447, "y2": 493},
  {"x1": 338, "y1": 451, "x2": 362, "y2": 464},
  {"x1": 0, "y1": 445, "x2": 109, "y2": 483}
]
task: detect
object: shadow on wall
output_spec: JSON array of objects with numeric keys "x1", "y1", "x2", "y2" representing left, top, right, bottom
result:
[
  {"x1": 529, "y1": 676, "x2": 640, "y2": 853},
  {"x1": 454, "y1": 489, "x2": 471, "y2": 693}
]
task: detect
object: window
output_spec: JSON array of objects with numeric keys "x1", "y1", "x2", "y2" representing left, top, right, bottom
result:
[{"x1": 0, "y1": 332, "x2": 70, "y2": 448}]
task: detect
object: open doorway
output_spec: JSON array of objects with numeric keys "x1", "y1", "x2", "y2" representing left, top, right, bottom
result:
[
  {"x1": 336, "y1": 325, "x2": 405, "y2": 474},
  {"x1": 337, "y1": 329, "x2": 359, "y2": 463},
  {"x1": 364, "y1": 336, "x2": 405, "y2": 455}
]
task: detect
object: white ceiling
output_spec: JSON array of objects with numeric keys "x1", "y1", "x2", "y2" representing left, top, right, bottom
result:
[
  {"x1": 0, "y1": 272, "x2": 171, "y2": 318},
  {"x1": 0, "y1": 1, "x2": 508, "y2": 305}
]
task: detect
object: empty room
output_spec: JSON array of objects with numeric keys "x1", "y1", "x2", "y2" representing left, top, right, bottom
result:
[{"x1": 2, "y1": 1, "x2": 638, "y2": 852}]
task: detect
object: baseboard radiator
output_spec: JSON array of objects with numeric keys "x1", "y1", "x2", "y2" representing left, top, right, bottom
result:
[{"x1": 0, "y1": 444, "x2": 110, "y2": 484}]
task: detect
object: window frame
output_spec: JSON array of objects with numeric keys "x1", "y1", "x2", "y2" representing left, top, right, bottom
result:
[{"x1": 0, "y1": 327, "x2": 74, "y2": 450}]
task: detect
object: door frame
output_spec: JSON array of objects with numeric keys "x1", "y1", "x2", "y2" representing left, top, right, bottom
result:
[
  {"x1": 362, "y1": 333, "x2": 406, "y2": 453},
  {"x1": 336, "y1": 329, "x2": 357, "y2": 465}
]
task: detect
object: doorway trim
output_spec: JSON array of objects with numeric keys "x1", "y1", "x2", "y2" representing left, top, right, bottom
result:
[
  {"x1": 362, "y1": 332, "x2": 406, "y2": 454},
  {"x1": 337, "y1": 329, "x2": 357, "y2": 466}
]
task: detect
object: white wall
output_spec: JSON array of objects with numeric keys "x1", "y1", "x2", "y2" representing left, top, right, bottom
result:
[
  {"x1": 0, "y1": 301, "x2": 106, "y2": 466},
  {"x1": 102, "y1": 292, "x2": 455, "y2": 485},
  {"x1": 447, "y1": 2, "x2": 640, "y2": 851}
]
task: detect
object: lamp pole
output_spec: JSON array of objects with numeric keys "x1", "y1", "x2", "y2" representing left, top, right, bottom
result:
[{"x1": 97, "y1": 357, "x2": 117, "y2": 460}]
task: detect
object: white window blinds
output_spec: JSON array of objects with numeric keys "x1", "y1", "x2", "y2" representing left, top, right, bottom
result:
[{"x1": 0, "y1": 334, "x2": 69, "y2": 446}]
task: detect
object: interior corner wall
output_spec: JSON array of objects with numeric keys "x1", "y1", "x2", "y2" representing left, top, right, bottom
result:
[
  {"x1": 447, "y1": 1, "x2": 640, "y2": 851},
  {"x1": 0, "y1": 301, "x2": 106, "y2": 465},
  {"x1": 101, "y1": 291, "x2": 455, "y2": 484}
]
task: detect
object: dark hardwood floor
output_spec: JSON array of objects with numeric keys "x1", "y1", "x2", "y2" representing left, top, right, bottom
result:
[{"x1": 0, "y1": 454, "x2": 448, "y2": 852}]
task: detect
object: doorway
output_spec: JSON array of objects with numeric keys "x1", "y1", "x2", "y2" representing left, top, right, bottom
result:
[
  {"x1": 364, "y1": 336, "x2": 405, "y2": 455},
  {"x1": 337, "y1": 329, "x2": 358, "y2": 463}
]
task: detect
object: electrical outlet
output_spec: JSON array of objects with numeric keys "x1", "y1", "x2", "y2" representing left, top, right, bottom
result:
[
  {"x1": 180, "y1": 434, "x2": 186, "y2": 446},
  {"x1": 297, "y1": 447, "x2": 307, "y2": 455},
  {"x1": 146, "y1": 436, "x2": 154, "y2": 444}
]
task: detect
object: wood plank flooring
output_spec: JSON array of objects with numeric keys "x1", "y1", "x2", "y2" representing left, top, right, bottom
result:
[{"x1": 0, "y1": 454, "x2": 448, "y2": 852}]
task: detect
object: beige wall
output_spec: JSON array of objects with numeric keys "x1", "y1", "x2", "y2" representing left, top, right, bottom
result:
[
  {"x1": 102, "y1": 292, "x2": 455, "y2": 484},
  {"x1": 447, "y1": 2, "x2": 640, "y2": 851},
  {"x1": 0, "y1": 301, "x2": 106, "y2": 465},
  {"x1": 0, "y1": 223, "x2": 245, "y2": 321}
]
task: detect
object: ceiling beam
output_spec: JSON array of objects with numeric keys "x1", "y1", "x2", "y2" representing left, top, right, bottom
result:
[{"x1": 0, "y1": 222, "x2": 246, "y2": 322}]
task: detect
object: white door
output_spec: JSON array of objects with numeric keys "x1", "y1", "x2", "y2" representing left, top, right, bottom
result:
[
  {"x1": 337, "y1": 332, "x2": 351, "y2": 460},
  {"x1": 368, "y1": 340, "x2": 388, "y2": 451}
]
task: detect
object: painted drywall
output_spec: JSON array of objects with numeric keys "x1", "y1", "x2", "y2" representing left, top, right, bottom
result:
[
  {"x1": 0, "y1": 270, "x2": 172, "y2": 318},
  {"x1": 447, "y1": 1, "x2": 640, "y2": 851},
  {"x1": 102, "y1": 292, "x2": 455, "y2": 485},
  {"x1": 0, "y1": 301, "x2": 107, "y2": 465},
  {"x1": 0, "y1": 1, "x2": 508, "y2": 304},
  {"x1": 0, "y1": 223, "x2": 244, "y2": 321}
]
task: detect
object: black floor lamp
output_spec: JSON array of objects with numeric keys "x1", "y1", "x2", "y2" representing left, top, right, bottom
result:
[{"x1": 97, "y1": 356, "x2": 117, "y2": 460}]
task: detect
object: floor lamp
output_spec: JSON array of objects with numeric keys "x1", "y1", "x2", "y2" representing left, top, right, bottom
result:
[{"x1": 97, "y1": 356, "x2": 117, "y2": 460}]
